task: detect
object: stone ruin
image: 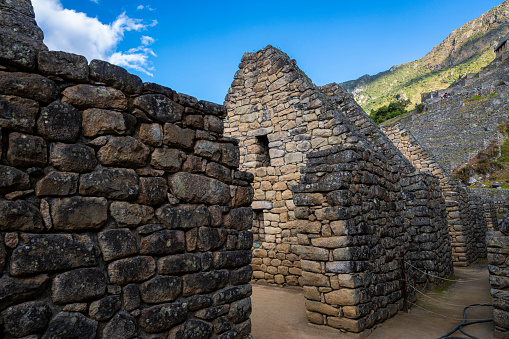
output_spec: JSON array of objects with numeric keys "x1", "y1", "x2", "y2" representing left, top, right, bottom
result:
[
  {"x1": 0, "y1": 1, "x2": 253, "y2": 338},
  {"x1": 0, "y1": 0, "x2": 504, "y2": 337}
]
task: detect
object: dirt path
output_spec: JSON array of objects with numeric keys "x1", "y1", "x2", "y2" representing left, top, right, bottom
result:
[{"x1": 251, "y1": 265, "x2": 494, "y2": 339}]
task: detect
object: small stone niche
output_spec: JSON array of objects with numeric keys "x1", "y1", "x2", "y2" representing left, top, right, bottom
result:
[{"x1": 254, "y1": 135, "x2": 270, "y2": 167}]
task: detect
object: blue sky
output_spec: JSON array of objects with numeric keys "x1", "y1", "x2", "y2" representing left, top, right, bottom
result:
[{"x1": 32, "y1": 0, "x2": 505, "y2": 104}]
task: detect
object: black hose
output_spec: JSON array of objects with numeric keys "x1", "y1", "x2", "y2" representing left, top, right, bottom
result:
[{"x1": 438, "y1": 303, "x2": 493, "y2": 339}]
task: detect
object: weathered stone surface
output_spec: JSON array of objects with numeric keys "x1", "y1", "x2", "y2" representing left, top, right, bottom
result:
[
  {"x1": 0, "y1": 29, "x2": 43, "y2": 70},
  {"x1": 38, "y1": 51, "x2": 89, "y2": 81},
  {"x1": 0, "y1": 165, "x2": 29, "y2": 194},
  {"x1": 213, "y1": 285, "x2": 252, "y2": 306},
  {"x1": 169, "y1": 172, "x2": 230, "y2": 205},
  {"x1": 98, "y1": 228, "x2": 138, "y2": 261},
  {"x1": 235, "y1": 186, "x2": 254, "y2": 207},
  {"x1": 62, "y1": 84, "x2": 127, "y2": 110},
  {"x1": 194, "y1": 140, "x2": 221, "y2": 161},
  {"x1": 90, "y1": 59, "x2": 142, "y2": 94},
  {"x1": 139, "y1": 302, "x2": 187, "y2": 333},
  {"x1": 188, "y1": 295, "x2": 213, "y2": 311},
  {"x1": 140, "y1": 123, "x2": 163, "y2": 146},
  {"x1": 0, "y1": 95, "x2": 38, "y2": 132},
  {"x1": 0, "y1": 275, "x2": 49, "y2": 311},
  {"x1": 63, "y1": 303, "x2": 87, "y2": 312},
  {"x1": 133, "y1": 94, "x2": 184, "y2": 123},
  {"x1": 156, "y1": 204, "x2": 211, "y2": 228},
  {"x1": 108, "y1": 256, "x2": 155, "y2": 285},
  {"x1": 0, "y1": 200, "x2": 43, "y2": 232},
  {"x1": 110, "y1": 201, "x2": 153, "y2": 227},
  {"x1": 204, "y1": 115, "x2": 224, "y2": 134},
  {"x1": 79, "y1": 168, "x2": 139, "y2": 200},
  {"x1": 228, "y1": 298, "x2": 251, "y2": 324},
  {"x1": 103, "y1": 312, "x2": 138, "y2": 339},
  {"x1": 82, "y1": 108, "x2": 126, "y2": 137},
  {"x1": 213, "y1": 251, "x2": 252, "y2": 269},
  {"x1": 220, "y1": 143, "x2": 240, "y2": 168},
  {"x1": 11, "y1": 234, "x2": 99, "y2": 276},
  {"x1": 224, "y1": 208, "x2": 253, "y2": 230},
  {"x1": 197, "y1": 227, "x2": 227, "y2": 251},
  {"x1": 183, "y1": 270, "x2": 229, "y2": 296},
  {"x1": 194, "y1": 305, "x2": 229, "y2": 320},
  {"x1": 89, "y1": 295, "x2": 121, "y2": 321},
  {"x1": 167, "y1": 320, "x2": 213, "y2": 339},
  {"x1": 164, "y1": 123, "x2": 195, "y2": 150},
  {"x1": 151, "y1": 148, "x2": 183, "y2": 171},
  {"x1": 158, "y1": 253, "x2": 202, "y2": 275},
  {"x1": 7, "y1": 132, "x2": 47, "y2": 167},
  {"x1": 230, "y1": 266, "x2": 253, "y2": 286},
  {"x1": 42, "y1": 312, "x2": 98, "y2": 339},
  {"x1": 0, "y1": 71, "x2": 58, "y2": 103},
  {"x1": 51, "y1": 196, "x2": 108, "y2": 231},
  {"x1": 35, "y1": 171, "x2": 77, "y2": 196},
  {"x1": 123, "y1": 284, "x2": 141, "y2": 312},
  {"x1": 2, "y1": 301, "x2": 52, "y2": 337},
  {"x1": 37, "y1": 101, "x2": 81, "y2": 142},
  {"x1": 138, "y1": 176, "x2": 168, "y2": 205},
  {"x1": 140, "y1": 230, "x2": 186, "y2": 255},
  {"x1": 52, "y1": 268, "x2": 107, "y2": 304},
  {"x1": 50, "y1": 143, "x2": 97, "y2": 172},
  {"x1": 140, "y1": 276, "x2": 181, "y2": 304},
  {"x1": 97, "y1": 136, "x2": 150, "y2": 168}
]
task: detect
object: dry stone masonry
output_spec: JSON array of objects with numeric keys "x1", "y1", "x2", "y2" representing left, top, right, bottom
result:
[
  {"x1": 225, "y1": 45, "x2": 454, "y2": 335},
  {"x1": 383, "y1": 123, "x2": 489, "y2": 266},
  {"x1": 0, "y1": 1, "x2": 253, "y2": 338}
]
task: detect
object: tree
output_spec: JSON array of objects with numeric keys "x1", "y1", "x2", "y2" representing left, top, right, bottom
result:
[{"x1": 370, "y1": 99, "x2": 411, "y2": 124}]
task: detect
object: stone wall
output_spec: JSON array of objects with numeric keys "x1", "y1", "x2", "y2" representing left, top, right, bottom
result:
[
  {"x1": 0, "y1": 1, "x2": 253, "y2": 338},
  {"x1": 383, "y1": 123, "x2": 489, "y2": 266},
  {"x1": 487, "y1": 221, "x2": 509, "y2": 338},
  {"x1": 471, "y1": 187, "x2": 509, "y2": 216},
  {"x1": 225, "y1": 45, "x2": 453, "y2": 335}
]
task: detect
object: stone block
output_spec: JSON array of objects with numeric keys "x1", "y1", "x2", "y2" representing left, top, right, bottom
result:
[
  {"x1": 304, "y1": 300, "x2": 339, "y2": 316},
  {"x1": 62, "y1": 84, "x2": 127, "y2": 110},
  {"x1": 0, "y1": 95, "x2": 38, "y2": 133},
  {"x1": 139, "y1": 302, "x2": 187, "y2": 333},
  {"x1": 158, "y1": 253, "x2": 202, "y2": 275},
  {"x1": 169, "y1": 172, "x2": 230, "y2": 205},
  {"x1": 103, "y1": 312, "x2": 138, "y2": 339},
  {"x1": 140, "y1": 123, "x2": 163, "y2": 146},
  {"x1": 0, "y1": 71, "x2": 57, "y2": 103},
  {"x1": 10, "y1": 234, "x2": 99, "y2": 276},
  {"x1": 79, "y1": 168, "x2": 139, "y2": 200},
  {"x1": 82, "y1": 108, "x2": 126, "y2": 137},
  {"x1": 38, "y1": 50, "x2": 89, "y2": 82},
  {"x1": 90, "y1": 59, "x2": 142, "y2": 94},
  {"x1": 301, "y1": 272, "x2": 329, "y2": 287},
  {"x1": 43, "y1": 312, "x2": 98, "y2": 338},
  {"x1": 311, "y1": 236, "x2": 349, "y2": 248},
  {"x1": 298, "y1": 246, "x2": 329, "y2": 261},
  {"x1": 123, "y1": 284, "x2": 141, "y2": 312},
  {"x1": 0, "y1": 200, "x2": 43, "y2": 232},
  {"x1": 140, "y1": 230, "x2": 186, "y2": 255},
  {"x1": 98, "y1": 136, "x2": 149, "y2": 168},
  {"x1": 37, "y1": 100, "x2": 81, "y2": 142},
  {"x1": 197, "y1": 227, "x2": 227, "y2": 251},
  {"x1": 7, "y1": 132, "x2": 47, "y2": 167},
  {"x1": 163, "y1": 123, "x2": 195, "y2": 150},
  {"x1": 204, "y1": 115, "x2": 224, "y2": 134},
  {"x1": 138, "y1": 177, "x2": 168, "y2": 206},
  {"x1": 151, "y1": 148, "x2": 182, "y2": 171},
  {"x1": 327, "y1": 316, "x2": 365, "y2": 333},
  {"x1": 221, "y1": 143, "x2": 240, "y2": 168},
  {"x1": 206, "y1": 162, "x2": 231, "y2": 183},
  {"x1": 108, "y1": 256, "x2": 155, "y2": 285},
  {"x1": 167, "y1": 319, "x2": 213, "y2": 339},
  {"x1": 110, "y1": 201, "x2": 153, "y2": 227},
  {"x1": 49, "y1": 143, "x2": 96, "y2": 174},
  {"x1": 0, "y1": 275, "x2": 49, "y2": 311},
  {"x1": 224, "y1": 207, "x2": 253, "y2": 230},
  {"x1": 52, "y1": 268, "x2": 107, "y2": 304},
  {"x1": 140, "y1": 276, "x2": 182, "y2": 303},
  {"x1": 98, "y1": 228, "x2": 138, "y2": 261},
  {"x1": 182, "y1": 270, "x2": 229, "y2": 296},
  {"x1": 213, "y1": 250, "x2": 252, "y2": 269},
  {"x1": 230, "y1": 266, "x2": 253, "y2": 286},
  {"x1": 89, "y1": 295, "x2": 121, "y2": 321},
  {"x1": 194, "y1": 140, "x2": 221, "y2": 161},
  {"x1": 156, "y1": 204, "x2": 211, "y2": 229},
  {"x1": 325, "y1": 288, "x2": 368, "y2": 306},
  {"x1": 229, "y1": 297, "x2": 251, "y2": 324},
  {"x1": 133, "y1": 94, "x2": 183, "y2": 123},
  {"x1": 35, "y1": 171, "x2": 78, "y2": 196},
  {"x1": 1, "y1": 301, "x2": 52, "y2": 337},
  {"x1": 51, "y1": 196, "x2": 108, "y2": 231}
]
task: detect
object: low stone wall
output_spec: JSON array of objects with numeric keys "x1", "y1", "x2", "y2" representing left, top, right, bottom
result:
[
  {"x1": 487, "y1": 225, "x2": 509, "y2": 338},
  {"x1": 471, "y1": 188, "x2": 509, "y2": 216},
  {"x1": 0, "y1": 1, "x2": 254, "y2": 338}
]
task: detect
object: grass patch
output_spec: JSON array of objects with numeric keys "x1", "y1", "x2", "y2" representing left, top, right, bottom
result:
[
  {"x1": 464, "y1": 93, "x2": 498, "y2": 102},
  {"x1": 432, "y1": 275, "x2": 460, "y2": 293}
]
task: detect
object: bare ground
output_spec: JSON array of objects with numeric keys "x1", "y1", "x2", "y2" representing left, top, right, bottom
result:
[{"x1": 251, "y1": 265, "x2": 494, "y2": 339}]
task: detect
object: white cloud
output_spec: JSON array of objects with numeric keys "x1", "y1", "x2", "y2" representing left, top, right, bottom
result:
[
  {"x1": 137, "y1": 5, "x2": 144, "y2": 10},
  {"x1": 141, "y1": 35, "x2": 155, "y2": 46},
  {"x1": 90, "y1": 0, "x2": 99, "y2": 4},
  {"x1": 137, "y1": 4, "x2": 155, "y2": 11},
  {"x1": 32, "y1": 0, "x2": 157, "y2": 76}
]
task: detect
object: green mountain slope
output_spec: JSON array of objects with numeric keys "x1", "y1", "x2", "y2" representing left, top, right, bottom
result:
[{"x1": 340, "y1": 0, "x2": 509, "y2": 114}]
